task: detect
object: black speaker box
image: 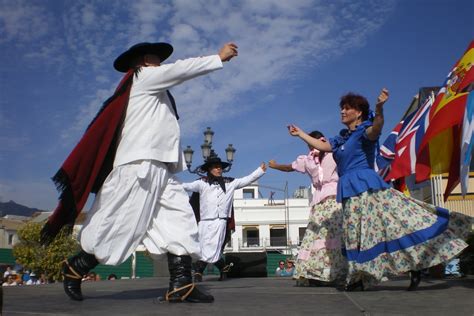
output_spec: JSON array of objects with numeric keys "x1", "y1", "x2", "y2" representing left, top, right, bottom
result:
[{"x1": 225, "y1": 252, "x2": 267, "y2": 278}]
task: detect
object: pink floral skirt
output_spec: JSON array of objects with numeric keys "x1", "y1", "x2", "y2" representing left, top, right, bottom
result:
[{"x1": 294, "y1": 197, "x2": 347, "y2": 282}]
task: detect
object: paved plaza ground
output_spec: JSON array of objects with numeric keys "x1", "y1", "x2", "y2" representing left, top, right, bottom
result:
[{"x1": 2, "y1": 275, "x2": 473, "y2": 315}]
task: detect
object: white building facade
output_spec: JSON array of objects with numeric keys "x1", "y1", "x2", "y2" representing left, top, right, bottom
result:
[{"x1": 225, "y1": 182, "x2": 312, "y2": 256}]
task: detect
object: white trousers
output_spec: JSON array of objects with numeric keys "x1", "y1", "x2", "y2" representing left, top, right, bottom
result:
[
  {"x1": 80, "y1": 160, "x2": 200, "y2": 265},
  {"x1": 198, "y1": 218, "x2": 228, "y2": 263}
]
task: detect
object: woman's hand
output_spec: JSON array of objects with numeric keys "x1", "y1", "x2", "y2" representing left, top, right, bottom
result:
[
  {"x1": 287, "y1": 124, "x2": 302, "y2": 136},
  {"x1": 367, "y1": 88, "x2": 388, "y2": 141},
  {"x1": 268, "y1": 160, "x2": 277, "y2": 169},
  {"x1": 376, "y1": 88, "x2": 389, "y2": 108}
]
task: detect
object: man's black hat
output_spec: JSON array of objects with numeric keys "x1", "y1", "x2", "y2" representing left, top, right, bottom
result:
[
  {"x1": 199, "y1": 156, "x2": 230, "y2": 172},
  {"x1": 113, "y1": 42, "x2": 173, "y2": 72}
]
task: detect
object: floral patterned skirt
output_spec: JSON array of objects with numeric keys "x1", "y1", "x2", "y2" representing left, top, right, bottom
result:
[
  {"x1": 343, "y1": 188, "x2": 471, "y2": 287},
  {"x1": 294, "y1": 197, "x2": 348, "y2": 282}
]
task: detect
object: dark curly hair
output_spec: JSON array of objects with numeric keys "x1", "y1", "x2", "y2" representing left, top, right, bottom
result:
[
  {"x1": 308, "y1": 130, "x2": 324, "y2": 139},
  {"x1": 308, "y1": 130, "x2": 326, "y2": 158},
  {"x1": 339, "y1": 93, "x2": 370, "y2": 121}
]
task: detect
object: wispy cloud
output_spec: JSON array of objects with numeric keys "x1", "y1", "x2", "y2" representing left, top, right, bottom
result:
[
  {"x1": 0, "y1": 0, "x2": 52, "y2": 43},
  {"x1": 61, "y1": 1, "x2": 128, "y2": 75},
  {"x1": 163, "y1": 0, "x2": 396, "y2": 134},
  {"x1": 130, "y1": 0, "x2": 173, "y2": 40},
  {"x1": 0, "y1": 0, "x2": 395, "y2": 143}
]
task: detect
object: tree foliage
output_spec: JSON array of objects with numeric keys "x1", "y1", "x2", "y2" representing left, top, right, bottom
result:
[{"x1": 12, "y1": 221, "x2": 80, "y2": 281}]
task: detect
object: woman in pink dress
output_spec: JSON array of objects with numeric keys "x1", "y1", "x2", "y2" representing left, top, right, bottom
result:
[{"x1": 269, "y1": 130, "x2": 346, "y2": 286}]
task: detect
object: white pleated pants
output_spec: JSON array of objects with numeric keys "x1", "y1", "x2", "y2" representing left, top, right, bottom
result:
[
  {"x1": 198, "y1": 218, "x2": 228, "y2": 263},
  {"x1": 80, "y1": 160, "x2": 200, "y2": 265}
]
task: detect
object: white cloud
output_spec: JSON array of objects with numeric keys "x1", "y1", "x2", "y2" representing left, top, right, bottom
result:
[
  {"x1": 0, "y1": 0, "x2": 52, "y2": 43},
  {"x1": 61, "y1": 1, "x2": 127, "y2": 73},
  {"x1": 130, "y1": 0, "x2": 173, "y2": 40},
  {"x1": 23, "y1": 38, "x2": 68, "y2": 70},
  {"x1": 161, "y1": 0, "x2": 396, "y2": 134},
  {"x1": 80, "y1": 3, "x2": 97, "y2": 26},
  {"x1": 1, "y1": 0, "x2": 395, "y2": 144},
  {"x1": 0, "y1": 0, "x2": 399, "y2": 210},
  {"x1": 168, "y1": 23, "x2": 203, "y2": 53}
]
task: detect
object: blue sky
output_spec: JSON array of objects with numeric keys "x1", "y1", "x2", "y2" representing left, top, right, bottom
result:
[{"x1": 0, "y1": 0, "x2": 473, "y2": 210}]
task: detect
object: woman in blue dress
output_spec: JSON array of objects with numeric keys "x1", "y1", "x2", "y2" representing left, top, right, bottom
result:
[{"x1": 288, "y1": 88, "x2": 470, "y2": 291}]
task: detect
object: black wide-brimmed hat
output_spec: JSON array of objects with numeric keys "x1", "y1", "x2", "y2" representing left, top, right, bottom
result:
[
  {"x1": 199, "y1": 156, "x2": 230, "y2": 172},
  {"x1": 113, "y1": 42, "x2": 173, "y2": 72}
]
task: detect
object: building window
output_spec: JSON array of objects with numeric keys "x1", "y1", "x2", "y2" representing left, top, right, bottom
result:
[
  {"x1": 224, "y1": 237, "x2": 232, "y2": 249},
  {"x1": 269, "y1": 226, "x2": 286, "y2": 246},
  {"x1": 8, "y1": 233, "x2": 14, "y2": 245},
  {"x1": 243, "y1": 188, "x2": 255, "y2": 199},
  {"x1": 298, "y1": 227, "x2": 306, "y2": 245},
  {"x1": 243, "y1": 227, "x2": 259, "y2": 246},
  {"x1": 293, "y1": 186, "x2": 309, "y2": 199}
]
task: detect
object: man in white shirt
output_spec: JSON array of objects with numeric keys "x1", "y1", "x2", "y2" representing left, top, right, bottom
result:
[
  {"x1": 61, "y1": 41, "x2": 238, "y2": 303},
  {"x1": 183, "y1": 155, "x2": 266, "y2": 282},
  {"x1": 3, "y1": 267, "x2": 13, "y2": 279},
  {"x1": 26, "y1": 273, "x2": 39, "y2": 285}
]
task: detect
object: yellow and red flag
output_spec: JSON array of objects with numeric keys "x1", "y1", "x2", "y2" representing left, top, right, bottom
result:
[{"x1": 415, "y1": 40, "x2": 474, "y2": 200}]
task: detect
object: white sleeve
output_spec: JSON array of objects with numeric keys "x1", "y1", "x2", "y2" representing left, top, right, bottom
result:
[
  {"x1": 232, "y1": 167, "x2": 265, "y2": 190},
  {"x1": 138, "y1": 55, "x2": 223, "y2": 92},
  {"x1": 182, "y1": 180, "x2": 202, "y2": 193}
]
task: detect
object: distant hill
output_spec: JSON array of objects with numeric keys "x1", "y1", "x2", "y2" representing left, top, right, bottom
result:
[{"x1": 0, "y1": 200, "x2": 43, "y2": 217}]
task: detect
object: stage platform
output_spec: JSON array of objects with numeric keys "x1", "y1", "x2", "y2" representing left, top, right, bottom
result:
[{"x1": 2, "y1": 275, "x2": 473, "y2": 315}]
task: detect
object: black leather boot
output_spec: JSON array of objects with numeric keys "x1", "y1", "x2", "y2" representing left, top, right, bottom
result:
[
  {"x1": 344, "y1": 280, "x2": 364, "y2": 292},
  {"x1": 192, "y1": 260, "x2": 207, "y2": 283},
  {"x1": 407, "y1": 270, "x2": 421, "y2": 291},
  {"x1": 62, "y1": 250, "x2": 99, "y2": 301},
  {"x1": 214, "y1": 258, "x2": 232, "y2": 281},
  {"x1": 166, "y1": 253, "x2": 214, "y2": 303}
]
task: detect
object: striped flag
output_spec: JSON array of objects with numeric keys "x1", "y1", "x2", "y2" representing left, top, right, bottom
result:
[
  {"x1": 415, "y1": 41, "x2": 474, "y2": 200},
  {"x1": 375, "y1": 120, "x2": 403, "y2": 178},
  {"x1": 460, "y1": 91, "x2": 474, "y2": 196},
  {"x1": 383, "y1": 91, "x2": 436, "y2": 182}
]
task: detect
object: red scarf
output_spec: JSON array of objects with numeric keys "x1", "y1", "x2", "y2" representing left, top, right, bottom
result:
[{"x1": 40, "y1": 71, "x2": 134, "y2": 245}]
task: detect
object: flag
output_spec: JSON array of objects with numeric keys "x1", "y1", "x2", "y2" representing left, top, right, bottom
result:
[
  {"x1": 460, "y1": 91, "x2": 474, "y2": 195},
  {"x1": 375, "y1": 119, "x2": 403, "y2": 178},
  {"x1": 376, "y1": 94, "x2": 418, "y2": 178},
  {"x1": 415, "y1": 40, "x2": 474, "y2": 200},
  {"x1": 383, "y1": 91, "x2": 435, "y2": 181}
]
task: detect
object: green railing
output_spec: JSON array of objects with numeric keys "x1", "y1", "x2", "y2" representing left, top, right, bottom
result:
[{"x1": 1, "y1": 247, "x2": 293, "y2": 278}]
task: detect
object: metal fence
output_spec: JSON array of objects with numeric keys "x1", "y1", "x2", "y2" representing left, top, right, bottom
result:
[{"x1": 234, "y1": 237, "x2": 301, "y2": 250}]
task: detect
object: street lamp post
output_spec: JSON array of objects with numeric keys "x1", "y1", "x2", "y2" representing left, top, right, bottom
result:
[{"x1": 184, "y1": 127, "x2": 236, "y2": 176}]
